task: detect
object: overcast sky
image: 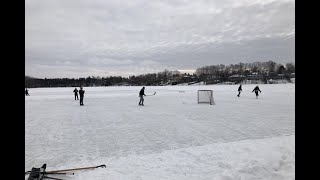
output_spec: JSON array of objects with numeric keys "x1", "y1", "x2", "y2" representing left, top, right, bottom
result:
[{"x1": 26, "y1": 0, "x2": 295, "y2": 78}]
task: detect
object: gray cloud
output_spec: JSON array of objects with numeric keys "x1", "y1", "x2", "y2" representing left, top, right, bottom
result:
[{"x1": 26, "y1": 0, "x2": 295, "y2": 78}]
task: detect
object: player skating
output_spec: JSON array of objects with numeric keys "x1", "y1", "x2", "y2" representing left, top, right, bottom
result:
[
  {"x1": 237, "y1": 84, "x2": 242, "y2": 97},
  {"x1": 252, "y1": 85, "x2": 261, "y2": 99},
  {"x1": 138, "y1": 87, "x2": 146, "y2": 106},
  {"x1": 79, "y1": 87, "x2": 85, "y2": 106},
  {"x1": 25, "y1": 89, "x2": 30, "y2": 96}
]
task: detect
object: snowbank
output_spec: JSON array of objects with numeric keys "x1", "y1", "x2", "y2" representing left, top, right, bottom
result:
[{"x1": 45, "y1": 135, "x2": 295, "y2": 180}]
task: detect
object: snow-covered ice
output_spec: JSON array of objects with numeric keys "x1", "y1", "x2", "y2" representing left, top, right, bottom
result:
[{"x1": 25, "y1": 84, "x2": 295, "y2": 179}]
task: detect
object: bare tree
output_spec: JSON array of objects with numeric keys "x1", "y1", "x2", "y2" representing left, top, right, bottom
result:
[
  {"x1": 266, "y1": 60, "x2": 277, "y2": 73},
  {"x1": 285, "y1": 63, "x2": 295, "y2": 74},
  {"x1": 277, "y1": 65, "x2": 286, "y2": 74}
]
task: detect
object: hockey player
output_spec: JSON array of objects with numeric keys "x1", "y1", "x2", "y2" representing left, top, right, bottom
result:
[
  {"x1": 79, "y1": 87, "x2": 85, "y2": 106},
  {"x1": 73, "y1": 88, "x2": 79, "y2": 100},
  {"x1": 138, "y1": 87, "x2": 146, "y2": 106},
  {"x1": 252, "y1": 85, "x2": 261, "y2": 99},
  {"x1": 25, "y1": 89, "x2": 30, "y2": 96},
  {"x1": 237, "y1": 84, "x2": 242, "y2": 97}
]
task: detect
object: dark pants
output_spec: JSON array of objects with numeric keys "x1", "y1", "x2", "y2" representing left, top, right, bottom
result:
[
  {"x1": 237, "y1": 91, "x2": 241, "y2": 97},
  {"x1": 74, "y1": 94, "x2": 79, "y2": 100},
  {"x1": 139, "y1": 95, "x2": 144, "y2": 105},
  {"x1": 255, "y1": 91, "x2": 259, "y2": 98},
  {"x1": 80, "y1": 96, "x2": 84, "y2": 105}
]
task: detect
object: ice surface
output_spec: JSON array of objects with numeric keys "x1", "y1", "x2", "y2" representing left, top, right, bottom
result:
[{"x1": 25, "y1": 84, "x2": 295, "y2": 179}]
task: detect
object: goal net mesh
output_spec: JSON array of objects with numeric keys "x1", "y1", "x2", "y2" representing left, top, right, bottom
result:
[{"x1": 198, "y1": 90, "x2": 215, "y2": 105}]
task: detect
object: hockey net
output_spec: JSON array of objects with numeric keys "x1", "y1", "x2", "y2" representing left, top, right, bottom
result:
[{"x1": 198, "y1": 90, "x2": 215, "y2": 105}]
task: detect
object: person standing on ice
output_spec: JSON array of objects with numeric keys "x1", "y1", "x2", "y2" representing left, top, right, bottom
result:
[
  {"x1": 252, "y1": 85, "x2": 261, "y2": 99},
  {"x1": 138, "y1": 87, "x2": 146, "y2": 106},
  {"x1": 25, "y1": 89, "x2": 30, "y2": 96},
  {"x1": 73, "y1": 88, "x2": 79, "y2": 100},
  {"x1": 79, "y1": 87, "x2": 85, "y2": 106},
  {"x1": 237, "y1": 84, "x2": 242, "y2": 97}
]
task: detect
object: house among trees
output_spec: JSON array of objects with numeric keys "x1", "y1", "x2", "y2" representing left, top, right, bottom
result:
[
  {"x1": 247, "y1": 72, "x2": 262, "y2": 80},
  {"x1": 228, "y1": 74, "x2": 245, "y2": 83}
]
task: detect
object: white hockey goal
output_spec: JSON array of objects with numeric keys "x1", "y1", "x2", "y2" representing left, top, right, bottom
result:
[{"x1": 198, "y1": 90, "x2": 215, "y2": 105}]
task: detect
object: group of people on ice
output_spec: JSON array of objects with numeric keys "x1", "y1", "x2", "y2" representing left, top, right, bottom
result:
[
  {"x1": 73, "y1": 87, "x2": 85, "y2": 106},
  {"x1": 27, "y1": 85, "x2": 262, "y2": 106},
  {"x1": 72, "y1": 86, "x2": 150, "y2": 106},
  {"x1": 237, "y1": 84, "x2": 261, "y2": 98}
]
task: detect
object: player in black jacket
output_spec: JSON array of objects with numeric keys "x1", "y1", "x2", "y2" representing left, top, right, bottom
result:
[
  {"x1": 252, "y1": 86, "x2": 261, "y2": 99},
  {"x1": 25, "y1": 89, "x2": 30, "y2": 96},
  {"x1": 138, "y1": 87, "x2": 146, "y2": 106},
  {"x1": 237, "y1": 84, "x2": 242, "y2": 97},
  {"x1": 73, "y1": 88, "x2": 79, "y2": 100},
  {"x1": 79, "y1": 87, "x2": 85, "y2": 106}
]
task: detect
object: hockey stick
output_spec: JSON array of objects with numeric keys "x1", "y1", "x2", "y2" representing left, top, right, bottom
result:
[
  {"x1": 25, "y1": 171, "x2": 74, "y2": 175},
  {"x1": 46, "y1": 172, "x2": 74, "y2": 175},
  {"x1": 46, "y1": 164, "x2": 106, "y2": 173},
  {"x1": 145, "y1": 92, "x2": 156, "y2": 96}
]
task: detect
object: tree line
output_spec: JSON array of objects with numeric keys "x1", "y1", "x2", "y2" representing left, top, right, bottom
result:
[
  {"x1": 195, "y1": 61, "x2": 295, "y2": 84},
  {"x1": 25, "y1": 61, "x2": 295, "y2": 88}
]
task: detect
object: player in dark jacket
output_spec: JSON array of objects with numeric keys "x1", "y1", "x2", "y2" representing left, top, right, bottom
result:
[
  {"x1": 237, "y1": 84, "x2": 242, "y2": 97},
  {"x1": 25, "y1": 89, "x2": 30, "y2": 96},
  {"x1": 252, "y1": 86, "x2": 261, "y2": 99},
  {"x1": 79, "y1": 87, "x2": 85, "y2": 106},
  {"x1": 138, "y1": 87, "x2": 146, "y2": 106},
  {"x1": 73, "y1": 88, "x2": 79, "y2": 100}
]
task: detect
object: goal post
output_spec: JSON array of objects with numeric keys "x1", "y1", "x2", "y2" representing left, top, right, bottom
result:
[{"x1": 198, "y1": 90, "x2": 215, "y2": 105}]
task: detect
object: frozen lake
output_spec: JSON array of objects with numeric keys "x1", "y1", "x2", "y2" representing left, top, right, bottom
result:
[{"x1": 25, "y1": 84, "x2": 295, "y2": 179}]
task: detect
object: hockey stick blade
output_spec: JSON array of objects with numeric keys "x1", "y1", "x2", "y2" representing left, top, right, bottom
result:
[{"x1": 96, "y1": 165, "x2": 106, "y2": 168}]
